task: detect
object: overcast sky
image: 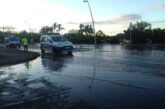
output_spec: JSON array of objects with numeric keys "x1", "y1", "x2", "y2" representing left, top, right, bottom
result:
[{"x1": 0, "y1": 0, "x2": 165, "y2": 35}]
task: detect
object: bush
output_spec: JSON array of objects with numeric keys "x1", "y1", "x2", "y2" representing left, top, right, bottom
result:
[{"x1": 65, "y1": 33, "x2": 94, "y2": 44}]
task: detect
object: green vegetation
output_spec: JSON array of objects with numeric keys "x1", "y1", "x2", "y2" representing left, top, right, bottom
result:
[
  {"x1": 64, "y1": 22, "x2": 165, "y2": 44},
  {"x1": 65, "y1": 24, "x2": 122, "y2": 44},
  {"x1": 40, "y1": 22, "x2": 64, "y2": 35},
  {"x1": 123, "y1": 21, "x2": 165, "y2": 44},
  {"x1": 0, "y1": 21, "x2": 165, "y2": 44},
  {"x1": 0, "y1": 31, "x2": 40, "y2": 43}
]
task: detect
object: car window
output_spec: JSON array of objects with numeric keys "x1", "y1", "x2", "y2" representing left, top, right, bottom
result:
[
  {"x1": 51, "y1": 36, "x2": 67, "y2": 42},
  {"x1": 41, "y1": 37, "x2": 47, "y2": 42},
  {"x1": 9, "y1": 37, "x2": 20, "y2": 41},
  {"x1": 47, "y1": 39, "x2": 53, "y2": 43}
]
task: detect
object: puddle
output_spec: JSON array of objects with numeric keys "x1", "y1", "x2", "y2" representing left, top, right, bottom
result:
[
  {"x1": 27, "y1": 82, "x2": 45, "y2": 89},
  {"x1": 0, "y1": 44, "x2": 165, "y2": 109}
]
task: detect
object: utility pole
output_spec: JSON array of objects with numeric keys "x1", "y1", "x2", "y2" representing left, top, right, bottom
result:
[
  {"x1": 24, "y1": 20, "x2": 33, "y2": 43},
  {"x1": 83, "y1": 0, "x2": 96, "y2": 45}
]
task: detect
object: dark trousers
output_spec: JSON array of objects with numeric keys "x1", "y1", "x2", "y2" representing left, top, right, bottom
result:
[{"x1": 24, "y1": 45, "x2": 28, "y2": 51}]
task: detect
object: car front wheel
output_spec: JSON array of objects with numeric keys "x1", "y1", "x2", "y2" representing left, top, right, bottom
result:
[{"x1": 68, "y1": 51, "x2": 72, "y2": 55}]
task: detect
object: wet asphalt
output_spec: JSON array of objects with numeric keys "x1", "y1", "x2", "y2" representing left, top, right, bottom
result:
[{"x1": 0, "y1": 44, "x2": 165, "y2": 109}]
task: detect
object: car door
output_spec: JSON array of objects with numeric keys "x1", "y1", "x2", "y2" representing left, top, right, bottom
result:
[
  {"x1": 41, "y1": 36, "x2": 48, "y2": 51},
  {"x1": 46, "y1": 38, "x2": 53, "y2": 51}
]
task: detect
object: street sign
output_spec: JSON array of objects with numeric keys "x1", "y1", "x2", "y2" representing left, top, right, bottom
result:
[{"x1": 128, "y1": 22, "x2": 133, "y2": 31}]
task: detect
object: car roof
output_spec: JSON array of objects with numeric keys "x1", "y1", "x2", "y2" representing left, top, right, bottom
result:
[
  {"x1": 41, "y1": 34, "x2": 62, "y2": 37},
  {"x1": 50, "y1": 35, "x2": 62, "y2": 37},
  {"x1": 5, "y1": 36, "x2": 19, "y2": 39}
]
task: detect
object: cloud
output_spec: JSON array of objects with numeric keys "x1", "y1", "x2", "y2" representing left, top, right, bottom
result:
[
  {"x1": 0, "y1": 0, "x2": 89, "y2": 32},
  {"x1": 142, "y1": 2, "x2": 165, "y2": 13},
  {"x1": 67, "y1": 14, "x2": 142, "y2": 25},
  {"x1": 150, "y1": 20, "x2": 165, "y2": 24},
  {"x1": 95, "y1": 14, "x2": 142, "y2": 25},
  {"x1": 67, "y1": 22, "x2": 79, "y2": 25},
  {"x1": 155, "y1": 3, "x2": 165, "y2": 9}
]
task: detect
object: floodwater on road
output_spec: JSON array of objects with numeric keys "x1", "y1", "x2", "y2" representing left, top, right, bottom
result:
[{"x1": 0, "y1": 44, "x2": 165, "y2": 109}]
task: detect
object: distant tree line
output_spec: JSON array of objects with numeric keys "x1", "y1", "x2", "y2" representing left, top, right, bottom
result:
[
  {"x1": 39, "y1": 22, "x2": 64, "y2": 35},
  {"x1": 0, "y1": 22, "x2": 64, "y2": 43},
  {"x1": 0, "y1": 21, "x2": 165, "y2": 44},
  {"x1": 64, "y1": 23, "x2": 121, "y2": 44},
  {"x1": 123, "y1": 21, "x2": 165, "y2": 44},
  {"x1": 0, "y1": 31, "x2": 40, "y2": 43}
]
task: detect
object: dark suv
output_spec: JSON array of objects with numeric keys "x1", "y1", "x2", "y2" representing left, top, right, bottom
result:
[{"x1": 5, "y1": 36, "x2": 21, "y2": 48}]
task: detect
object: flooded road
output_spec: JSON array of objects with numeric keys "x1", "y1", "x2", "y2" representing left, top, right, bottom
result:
[{"x1": 0, "y1": 44, "x2": 165, "y2": 109}]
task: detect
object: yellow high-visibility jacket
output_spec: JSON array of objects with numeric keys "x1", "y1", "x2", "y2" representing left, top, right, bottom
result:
[{"x1": 22, "y1": 37, "x2": 28, "y2": 46}]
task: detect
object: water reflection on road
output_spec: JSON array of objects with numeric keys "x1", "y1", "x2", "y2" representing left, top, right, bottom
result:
[{"x1": 0, "y1": 44, "x2": 165, "y2": 109}]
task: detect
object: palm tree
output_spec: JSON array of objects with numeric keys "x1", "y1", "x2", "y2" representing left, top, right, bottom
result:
[
  {"x1": 57, "y1": 24, "x2": 65, "y2": 34},
  {"x1": 52, "y1": 22, "x2": 57, "y2": 32},
  {"x1": 84, "y1": 25, "x2": 93, "y2": 35},
  {"x1": 79, "y1": 24, "x2": 85, "y2": 34}
]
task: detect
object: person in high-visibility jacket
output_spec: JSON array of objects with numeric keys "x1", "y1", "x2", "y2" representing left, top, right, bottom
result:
[{"x1": 22, "y1": 37, "x2": 28, "y2": 51}]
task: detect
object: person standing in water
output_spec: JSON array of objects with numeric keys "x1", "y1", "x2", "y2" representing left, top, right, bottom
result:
[{"x1": 22, "y1": 36, "x2": 28, "y2": 51}]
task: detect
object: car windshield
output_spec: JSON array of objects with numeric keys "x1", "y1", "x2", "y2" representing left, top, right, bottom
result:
[
  {"x1": 51, "y1": 36, "x2": 67, "y2": 42},
  {"x1": 9, "y1": 37, "x2": 20, "y2": 41}
]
